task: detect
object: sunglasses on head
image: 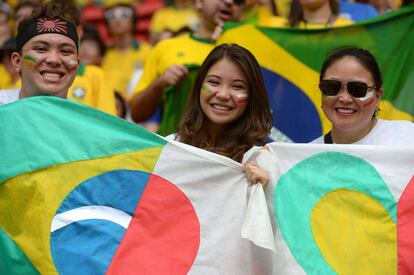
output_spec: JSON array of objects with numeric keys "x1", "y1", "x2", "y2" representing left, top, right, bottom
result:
[
  {"x1": 319, "y1": 79, "x2": 377, "y2": 98},
  {"x1": 105, "y1": 7, "x2": 133, "y2": 20}
]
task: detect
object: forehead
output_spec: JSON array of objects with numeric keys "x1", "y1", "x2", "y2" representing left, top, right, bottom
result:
[
  {"x1": 325, "y1": 56, "x2": 373, "y2": 78},
  {"x1": 23, "y1": 33, "x2": 77, "y2": 49},
  {"x1": 207, "y1": 58, "x2": 247, "y2": 79}
]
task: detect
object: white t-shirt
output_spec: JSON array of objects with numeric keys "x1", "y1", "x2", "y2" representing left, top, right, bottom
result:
[
  {"x1": 311, "y1": 119, "x2": 414, "y2": 146},
  {"x1": 0, "y1": 89, "x2": 20, "y2": 106}
]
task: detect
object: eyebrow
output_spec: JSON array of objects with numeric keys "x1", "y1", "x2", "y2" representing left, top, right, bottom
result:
[
  {"x1": 32, "y1": 41, "x2": 76, "y2": 49},
  {"x1": 206, "y1": 74, "x2": 247, "y2": 83}
]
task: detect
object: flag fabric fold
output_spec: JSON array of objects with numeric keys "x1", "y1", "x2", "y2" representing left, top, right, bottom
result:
[{"x1": 1, "y1": 98, "x2": 413, "y2": 274}]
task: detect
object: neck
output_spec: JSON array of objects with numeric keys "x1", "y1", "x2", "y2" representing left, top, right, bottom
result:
[
  {"x1": 112, "y1": 34, "x2": 134, "y2": 51},
  {"x1": 193, "y1": 19, "x2": 215, "y2": 40},
  {"x1": 206, "y1": 123, "x2": 225, "y2": 146},
  {"x1": 331, "y1": 118, "x2": 377, "y2": 144},
  {"x1": 19, "y1": 86, "x2": 67, "y2": 99},
  {"x1": 303, "y1": 4, "x2": 332, "y2": 24}
]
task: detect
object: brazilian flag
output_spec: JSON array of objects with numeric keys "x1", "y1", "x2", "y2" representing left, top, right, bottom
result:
[
  {"x1": 218, "y1": 6, "x2": 414, "y2": 142},
  {"x1": 158, "y1": 65, "x2": 199, "y2": 137}
]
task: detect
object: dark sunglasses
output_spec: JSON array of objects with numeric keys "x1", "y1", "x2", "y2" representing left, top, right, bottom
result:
[
  {"x1": 234, "y1": 0, "x2": 245, "y2": 6},
  {"x1": 319, "y1": 79, "x2": 377, "y2": 98}
]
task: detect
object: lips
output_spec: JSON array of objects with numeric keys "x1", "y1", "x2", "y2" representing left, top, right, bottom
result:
[
  {"x1": 211, "y1": 103, "x2": 232, "y2": 111},
  {"x1": 217, "y1": 8, "x2": 232, "y2": 21},
  {"x1": 335, "y1": 107, "x2": 356, "y2": 114},
  {"x1": 40, "y1": 71, "x2": 64, "y2": 81}
]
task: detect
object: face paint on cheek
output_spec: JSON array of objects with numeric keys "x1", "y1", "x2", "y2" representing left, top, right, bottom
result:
[
  {"x1": 232, "y1": 92, "x2": 249, "y2": 105},
  {"x1": 67, "y1": 60, "x2": 79, "y2": 71},
  {"x1": 358, "y1": 91, "x2": 374, "y2": 102},
  {"x1": 362, "y1": 96, "x2": 376, "y2": 107},
  {"x1": 22, "y1": 55, "x2": 38, "y2": 67},
  {"x1": 201, "y1": 84, "x2": 214, "y2": 95}
]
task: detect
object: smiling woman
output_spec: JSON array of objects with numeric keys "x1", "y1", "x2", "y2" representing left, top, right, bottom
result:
[
  {"x1": 172, "y1": 43, "x2": 273, "y2": 185},
  {"x1": 311, "y1": 46, "x2": 414, "y2": 145}
]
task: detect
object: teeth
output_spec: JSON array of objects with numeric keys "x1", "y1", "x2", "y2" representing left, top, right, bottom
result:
[
  {"x1": 42, "y1": 73, "x2": 61, "y2": 80},
  {"x1": 336, "y1": 108, "x2": 355, "y2": 113},
  {"x1": 212, "y1": 104, "x2": 231, "y2": 111}
]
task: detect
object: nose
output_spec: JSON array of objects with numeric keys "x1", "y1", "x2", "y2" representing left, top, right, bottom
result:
[
  {"x1": 215, "y1": 86, "x2": 231, "y2": 100},
  {"x1": 45, "y1": 50, "x2": 62, "y2": 66},
  {"x1": 337, "y1": 85, "x2": 353, "y2": 102}
]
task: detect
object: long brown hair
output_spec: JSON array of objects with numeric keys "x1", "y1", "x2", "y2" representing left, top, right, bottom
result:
[{"x1": 177, "y1": 43, "x2": 273, "y2": 162}]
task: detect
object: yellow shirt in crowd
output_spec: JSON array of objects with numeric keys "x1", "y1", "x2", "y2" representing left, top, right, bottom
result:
[
  {"x1": 133, "y1": 33, "x2": 214, "y2": 96},
  {"x1": 68, "y1": 63, "x2": 117, "y2": 116},
  {"x1": 102, "y1": 41, "x2": 151, "y2": 98}
]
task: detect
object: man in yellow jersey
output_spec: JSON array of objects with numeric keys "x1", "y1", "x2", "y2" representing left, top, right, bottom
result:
[
  {"x1": 102, "y1": 1, "x2": 151, "y2": 99},
  {"x1": 129, "y1": 0, "x2": 245, "y2": 130}
]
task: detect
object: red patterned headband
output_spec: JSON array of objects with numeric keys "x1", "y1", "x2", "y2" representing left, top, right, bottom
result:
[{"x1": 16, "y1": 17, "x2": 79, "y2": 52}]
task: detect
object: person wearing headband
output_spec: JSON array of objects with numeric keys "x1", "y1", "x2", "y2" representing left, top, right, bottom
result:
[
  {"x1": 0, "y1": 2, "x2": 79, "y2": 105},
  {"x1": 311, "y1": 46, "x2": 414, "y2": 145}
]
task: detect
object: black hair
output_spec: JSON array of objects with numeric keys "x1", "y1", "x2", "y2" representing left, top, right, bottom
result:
[{"x1": 320, "y1": 46, "x2": 383, "y2": 89}]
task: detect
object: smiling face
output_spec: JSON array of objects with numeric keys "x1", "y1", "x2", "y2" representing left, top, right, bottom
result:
[
  {"x1": 12, "y1": 33, "x2": 79, "y2": 98},
  {"x1": 321, "y1": 56, "x2": 383, "y2": 137},
  {"x1": 200, "y1": 57, "x2": 249, "y2": 130}
]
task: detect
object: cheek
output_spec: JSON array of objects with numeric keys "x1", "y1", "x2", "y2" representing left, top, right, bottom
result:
[
  {"x1": 21, "y1": 54, "x2": 41, "y2": 68},
  {"x1": 63, "y1": 56, "x2": 79, "y2": 71}
]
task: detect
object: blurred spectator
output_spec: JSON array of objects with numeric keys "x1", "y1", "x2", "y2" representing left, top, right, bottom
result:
[
  {"x1": 0, "y1": 38, "x2": 20, "y2": 89},
  {"x1": 150, "y1": 0, "x2": 198, "y2": 44},
  {"x1": 0, "y1": 22, "x2": 11, "y2": 46},
  {"x1": 0, "y1": 1, "x2": 13, "y2": 25},
  {"x1": 355, "y1": 0, "x2": 398, "y2": 13},
  {"x1": 102, "y1": 1, "x2": 151, "y2": 98},
  {"x1": 15, "y1": 2, "x2": 37, "y2": 26},
  {"x1": 289, "y1": 0, "x2": 353, "y2": 28},
  {"x1": 339, "y1": 1, "x2": 379, "y2": 21},
  {"x1": 80, "y1": 25, "x2": 106, "y2": 66},
  {"x1": 243, "y1": 0, "x2": 278, "y2": 24}
]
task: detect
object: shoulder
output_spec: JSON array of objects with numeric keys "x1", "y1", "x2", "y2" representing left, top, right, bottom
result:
[
  {"x1": 165, "y1": 133, "x2": 178, "y2": 141},
  {"x1": 310, "y1": 135, "x2": 324, "y2": 144},
  {"x1": 363, "y1": 119, "x2": 414, "y2": 146},
  {"x1": 378, "y1": 119, "x2": 414, "y2": 131},
  {"x1": 0, "y1": 89, "x2": 20, "y2": 106}
]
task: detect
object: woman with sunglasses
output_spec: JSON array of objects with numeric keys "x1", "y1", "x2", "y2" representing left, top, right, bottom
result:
[{"x1": 312, "y1": 46, "x2": 414, "y2": 145}]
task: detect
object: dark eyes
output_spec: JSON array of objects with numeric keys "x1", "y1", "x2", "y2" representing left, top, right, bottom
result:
[
  {"x1": 34, "y1": 47, "x2": 47, "y2": 52},
  {"x1": 207, "y1": 80, "x2": 219, "y2": 86}
]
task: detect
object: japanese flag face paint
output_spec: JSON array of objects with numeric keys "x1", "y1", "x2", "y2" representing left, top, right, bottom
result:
[
  {"x1": 231, "y1": 91, "x2": 249, "y2": 105},
  {"x1": 67, "y1": 59, "x2": 79, "y2": 71}
]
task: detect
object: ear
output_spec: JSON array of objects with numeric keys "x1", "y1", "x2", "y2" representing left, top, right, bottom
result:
[
  {"x1": 11, "y1": 52, "x2": 22, "y2": 73},
  {"x1": 376, "y1": 87, "x2": 384, "y2": 98}
]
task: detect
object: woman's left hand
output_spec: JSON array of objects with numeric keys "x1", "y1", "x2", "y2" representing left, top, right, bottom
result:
[{"x1": 245, "y1": 162, "x2": 269, "y2": 189}]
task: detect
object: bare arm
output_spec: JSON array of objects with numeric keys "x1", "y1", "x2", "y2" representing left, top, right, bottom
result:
[{"x1": 129, "y1": 64, "x2": 189, "y2": 122}]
